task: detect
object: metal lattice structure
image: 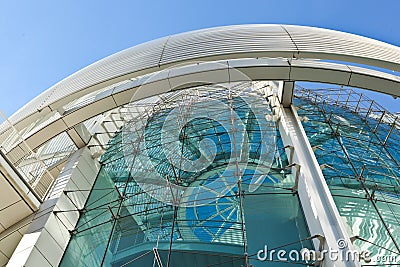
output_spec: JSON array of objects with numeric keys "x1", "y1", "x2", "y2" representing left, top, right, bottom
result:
[{"x1": 294, "y1": 86, "x2": 400, "y2": 257}]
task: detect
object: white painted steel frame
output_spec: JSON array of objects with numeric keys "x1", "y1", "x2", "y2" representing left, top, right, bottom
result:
[
  {"x1": 4, "y1": 58, "x2": 400, "y2": 164},
  {"x1": 279, "y1": 103, "x2": 360, "y2": 267},
  {"x1": 4, "y1": 24, "x2": 400, "y2": 130}
]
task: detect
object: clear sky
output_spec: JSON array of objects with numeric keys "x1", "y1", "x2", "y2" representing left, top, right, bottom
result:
[{"x1": 0, "y1": 0, "x2": 399, "y2": 116}]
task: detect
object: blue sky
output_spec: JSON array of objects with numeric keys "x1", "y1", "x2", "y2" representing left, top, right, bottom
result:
[{"x1": 0, "y1": 0, "x2": 399, "y2": 116}]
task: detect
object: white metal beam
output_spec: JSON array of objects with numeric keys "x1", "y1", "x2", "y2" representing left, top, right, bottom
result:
[
  {"x1": 278, "y1": 104, "x2": 361, "y2": 266},
  {"x1": 4, "y1": 58, "x2": 400, "y2": 163}
]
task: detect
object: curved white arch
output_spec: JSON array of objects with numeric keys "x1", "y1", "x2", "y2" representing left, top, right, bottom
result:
[
  {"x1": 1, "y1": 24, "x2": 399, "y2": 172},
  {"x1": 6, "y1": 24, "x2": 400, "y2": 130},
  {"x1": 4, "y1": 58, "x2": 400, "y2": 159}
]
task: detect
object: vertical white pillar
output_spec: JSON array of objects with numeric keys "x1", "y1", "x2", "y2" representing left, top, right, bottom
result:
[{"x1": 277, "y1": 84, "x2": 361, "y2": 267}]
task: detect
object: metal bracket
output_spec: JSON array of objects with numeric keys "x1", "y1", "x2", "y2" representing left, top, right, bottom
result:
[
  {"x1": 286, "y1": 163, "x2": 301, "y2": 193},
  {"x1": 284, "y1": 145, "x2": 294, "y2": 164}
]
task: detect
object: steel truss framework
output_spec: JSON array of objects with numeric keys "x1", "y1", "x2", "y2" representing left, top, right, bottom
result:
[
  {"x1": 60, "y1": 83, "x2": 314, "y2": 267},
  {"x1": 59, "y1": 82, "x2": 400, "y2": 267}
]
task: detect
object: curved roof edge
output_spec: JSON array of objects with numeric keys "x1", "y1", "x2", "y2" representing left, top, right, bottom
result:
[
  {"x1": 3, "y1": 58, "x2": 400, "y2": 159},
  {"x1": 7, "y1": 24, "x2": 400, "y2": 129}
]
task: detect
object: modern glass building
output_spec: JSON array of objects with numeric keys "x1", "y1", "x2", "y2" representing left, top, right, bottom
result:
[{"x1": 0, "y1": 25, "x2": 399, "y2": 267}]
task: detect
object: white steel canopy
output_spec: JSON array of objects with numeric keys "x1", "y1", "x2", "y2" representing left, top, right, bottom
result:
[
  {"x1": 0, "y1": 24, "x2": 399, "y2": 188},
  {"x1": 6, "y1": 24, "x2": 400, "y2": 130}
]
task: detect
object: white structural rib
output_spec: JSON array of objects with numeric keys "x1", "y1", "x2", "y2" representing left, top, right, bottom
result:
[
  {"x1": 278, "y1": 104, "x2": 360, "y2": 267},
  {"x1": 2, "y1": 58, "x2": 400, "y2": 164},
  {"x1": 4, "y1": 25, "x2": 400, "y2": 132}
]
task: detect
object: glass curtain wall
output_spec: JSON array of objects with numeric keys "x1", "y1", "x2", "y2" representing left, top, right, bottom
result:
[
  {"x1": 60, "y1": 83, "x2": 312, "y2": 267},
  {"x1": 294, "y1": 86, "x2": 400, "y2": 263}
]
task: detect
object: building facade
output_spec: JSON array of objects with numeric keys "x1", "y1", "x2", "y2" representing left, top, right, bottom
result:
[{"x1": 0, "y1": 25, "x2": 399, "y2": 267}]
